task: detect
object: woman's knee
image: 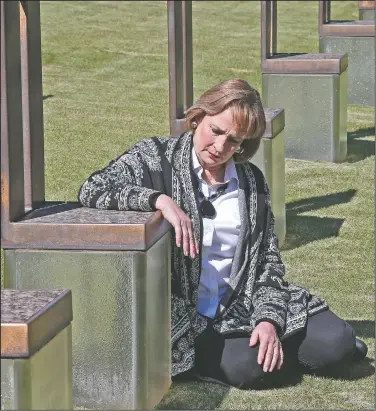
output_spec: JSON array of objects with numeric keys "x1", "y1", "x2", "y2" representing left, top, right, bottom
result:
[
  {"x1": 299, "y1": 312, "x2": 356, "y2": 369},
  {"x1": 322, "y1": 321, "x2": 355, "y2": 364},
  {"x1": 217, "y1": 334, "x2": 267, "y2": 389},
  {"x1": 220, "y1": 356, "x2": 266, "y2": 389}
]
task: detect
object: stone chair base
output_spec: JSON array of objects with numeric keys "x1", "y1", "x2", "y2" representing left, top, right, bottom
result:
[
  {"x1": 1, "y1": 326, "x2": 72, "y2": 410},
  {"x1": 4, "y1": 233, "x2": 171, "y2": 410},
  {"x1": 1, "y1": 287, "x2": 73, "y2": 411},
  {"x1": 262, "y1": 71, "x2": 348, "y2": 163},
  {"x1": 320, "y1": 36, "x2": 375, "y2": 107},
  {"x1": 251, "y1": 130, "x2": 286, "y2": 246},
  {"x1": 359, "y1": 9, "x2": 375, "y2": 21}
]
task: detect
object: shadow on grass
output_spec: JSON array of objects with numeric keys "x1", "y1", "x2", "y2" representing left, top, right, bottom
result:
[
  {"x1": 157, "y1": 372, "x2": 303, "y2": 409},
  {"x1": 43, "y1": 94, "x2": 54, "y2": 100},
  {"x1": 345, "y1": 126, "x2": 375, "y2": 163},
  {"x1": 308, "y1": 357, "x2": 375, "y2": 381},
  {"x1": 156, "y1": 380, "x2": 230, "y2": 410},
  {"x1": 346, "y1": 319, "x2": 375, "y2": 339},
  {"x1": 281, "y1": 189, "x2": 356, "y2": 251},
  {"x1": 157, "y1": 364, "x2": 306, "y2": 410}
]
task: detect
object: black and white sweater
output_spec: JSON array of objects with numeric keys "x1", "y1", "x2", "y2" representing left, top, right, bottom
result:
[{"x1": 78, "y1": 131, "x2": 328, "y2": 376}]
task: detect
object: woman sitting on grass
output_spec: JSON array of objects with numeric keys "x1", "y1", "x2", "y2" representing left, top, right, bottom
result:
[{"x1": 78, "y1": 78, "x2": 367, "y2": 389}]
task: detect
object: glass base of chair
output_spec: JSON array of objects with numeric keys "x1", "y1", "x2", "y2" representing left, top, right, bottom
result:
[
  {"x1": 1, "y1": 326, "x2": 72, "y2": 410},
  {"x1": 320, "y1": 36, "x2": 374, "y2": 107},
  {"x1": 4, "y1": 233, "x2": 171, "y2": 410},
  {"x1": 251, "y1": 129, "x2": 286, "y2": 246},
  {"x1": 262, "y1": 71, "x2": 348, "y2": 163}
]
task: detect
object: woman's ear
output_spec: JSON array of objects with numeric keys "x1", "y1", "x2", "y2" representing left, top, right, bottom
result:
[
  {"x1": 190, "y1": 115, "x2": 204, "y2": 135},
  {"x1": 194, "y1": 115, "x2": 205, "y2": 128}
]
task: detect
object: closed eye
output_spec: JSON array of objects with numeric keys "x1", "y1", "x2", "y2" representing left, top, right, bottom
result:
[
  {"x1": 211, "y1": 127, "x2": 222, "y2": 136},
  {"x1": 229, "y1": 137, "x2": 242, "y2": 145},
  {"x1": 210, "y1": 125, "x2": 242, "y2": 145}
]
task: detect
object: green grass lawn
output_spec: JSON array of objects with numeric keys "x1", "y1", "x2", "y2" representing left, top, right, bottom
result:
[{"x1": 3, "y1": 0, "x2": 375, "y2": 409}]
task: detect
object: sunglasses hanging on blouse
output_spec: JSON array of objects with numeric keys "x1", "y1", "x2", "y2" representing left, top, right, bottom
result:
[{"x1": 197, "y1": 182, "x2": 229, "y2": 219}]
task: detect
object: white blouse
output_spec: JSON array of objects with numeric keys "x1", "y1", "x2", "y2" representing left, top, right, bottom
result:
[{"x1": 192, "y1": 148, "x2": 241, "y2": 319}]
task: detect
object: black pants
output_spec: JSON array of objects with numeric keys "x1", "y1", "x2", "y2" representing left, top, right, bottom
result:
[{"x1": 193, "y1": 310, "x2": 356, "y2": 389}]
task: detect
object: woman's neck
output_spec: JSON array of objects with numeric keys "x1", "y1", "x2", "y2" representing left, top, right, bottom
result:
[{"x1": 202, "y1": 166, "x2": 225, "y2": 185}]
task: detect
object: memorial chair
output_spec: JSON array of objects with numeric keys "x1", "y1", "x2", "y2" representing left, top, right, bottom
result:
[
  {"x1": 261, "y1": 0, "x2": 348, "y2": 163},
  {"x1": 319, "y1": 0, "x2": 375, "y2": 107},
  {"x1": 1, "y1": 1, "x2": 171, "y2": 409},
  {"x1": 168, "y1": 1, "x2": 286, "y2": 245},
  {"x1": 358, "y1": 0, "x2": 375, "y2": 21},
  {"x1": 1, "y1": 289, "x2": 73, "y2": 410}
]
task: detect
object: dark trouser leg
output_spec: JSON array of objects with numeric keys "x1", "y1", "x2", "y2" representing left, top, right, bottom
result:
[
  {"x1": 195, "y1": 326, "x2": 266, "y2": 389},
  {"x1": 295, "y1": 309, "x2": 356, "y2": 370},
  {"x1": 195, "y1": 327, "x2": 304, "y2": 389},
  {"x1": 194, "y1": 310, "x2": 356, "y2": 389}
]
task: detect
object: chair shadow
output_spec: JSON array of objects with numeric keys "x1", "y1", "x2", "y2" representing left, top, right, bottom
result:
[
  {"x1": 269, "y1": 52, "x2": 306, "y2": 59},
  {"x1": 285, "y1": 189, "x2": 356, "y2": 215},
  {"x1": 22, "y1": 201, "x2": 81, "y2": 220},
  {"x1": 346, "y1": 319, "x2": 375, "y2": 339},
  {"x1": 156, "y1": 380, "x2": 230, "y2": 410},
  {"x1": 345, "y1": 127, "x2": 375, "y2": 163},
  {"x1": 156, "y1": 371, "x2": 303, "y2": 409},
  {"x1": 308, "y1": 358, "x2": 375, "y2": 381},
  {"x1": 281, "y1": 190, "x2": 356, "y2": 251},
  {"x1": 329, "y1": 19, "x2": 356, "y2": 24}
]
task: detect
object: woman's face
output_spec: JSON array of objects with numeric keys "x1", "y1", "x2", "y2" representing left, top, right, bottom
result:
[{"x1": 192, "y1": 108, "x2": 245, "y2": 171}]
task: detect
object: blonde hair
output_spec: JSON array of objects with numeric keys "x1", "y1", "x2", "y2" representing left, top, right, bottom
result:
[{"x1": 185, "y1": 78, "x2": 266, "y2": 162}]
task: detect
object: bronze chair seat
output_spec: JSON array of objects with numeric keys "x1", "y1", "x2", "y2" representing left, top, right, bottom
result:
[{"x1": 262, "y1": 52, "x2": 348, "y2": 74}]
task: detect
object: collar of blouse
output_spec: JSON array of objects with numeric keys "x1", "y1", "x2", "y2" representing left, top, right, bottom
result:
[{"x1": 191, "y1": 147, "x2": 239, "y2": 188}]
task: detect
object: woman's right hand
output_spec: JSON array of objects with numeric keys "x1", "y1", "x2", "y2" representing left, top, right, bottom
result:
[{"x1": 155, "y1": 194, "x2": 199, "y2": 259}]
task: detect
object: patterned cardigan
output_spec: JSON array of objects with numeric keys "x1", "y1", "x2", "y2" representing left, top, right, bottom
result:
[{"x1": 78, "y1": 131, "x2": 328, "y2": 376}]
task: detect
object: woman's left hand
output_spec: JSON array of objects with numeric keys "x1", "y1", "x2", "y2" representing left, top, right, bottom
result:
[{"x1": 249, "y1": 321, "x2": 283, "y2": 372}]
